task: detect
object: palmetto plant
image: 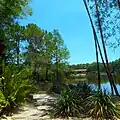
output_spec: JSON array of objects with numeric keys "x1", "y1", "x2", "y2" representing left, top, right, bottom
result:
[
  {"x1": 52, "y1": 87, "x2": 83, "y2": 118},
  {"x1": 85, "y1": 90, "x2": 120, "y2": 120},
  {"x1": 0, "y1": 63, "x2": 34, "y2": 115}
]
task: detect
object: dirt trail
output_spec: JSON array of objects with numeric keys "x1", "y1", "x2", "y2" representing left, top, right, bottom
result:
[
  {"x1": 1, "y1": 94, "x2": 56, "y2": 120},
  {"x1": 1, "y1": 94, "x2": 91, "y2": 120}
]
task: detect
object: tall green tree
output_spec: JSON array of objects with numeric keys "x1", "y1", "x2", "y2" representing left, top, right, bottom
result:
[
  {"x1": 52, "y1": 30, "x2": 70, "y2": 92},
  {"x1": 43, "y1": 31, "x2": 54, "y2": 81},
  {"x1": 24, "y1": 23, "x2": 45, "y2": 83},
  {"x1": 4, "y1": 23, "x2": 25, "y2": 65},
  {"x1": 24, "y1": 25, "x2": 70, "y2": 87},
  {"x1": 0, "y1": 0, "x2": 32, "y2": 25},
  {"x1": 0, "y1": 0, "x2": 32, "y2": 62}
]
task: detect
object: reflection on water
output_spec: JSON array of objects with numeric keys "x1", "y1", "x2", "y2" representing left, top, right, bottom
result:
[
  {"x1": 90, "y1": 82, "x2": 120, "y2": 94},
  {"x1": 78, "y1": 73, "x2": 120, "y2": 93}
]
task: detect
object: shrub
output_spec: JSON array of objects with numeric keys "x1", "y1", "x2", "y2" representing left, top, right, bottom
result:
[
  {"x1": 85, "y1": 90, "x2": 120, "y2": 119},
  {"x1": 0, "y1": 63, "x2": 34, "y2": 115},
  {"x1": 69, "y1": 83, "x2": 95, "y2": 99},
  {"x1": 52, "y1": 87, "x2": 83, "y2": 118}
]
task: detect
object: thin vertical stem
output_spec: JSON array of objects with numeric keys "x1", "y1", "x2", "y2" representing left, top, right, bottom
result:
[
  {"x1": 83, "y1": 0, "x2": 101, "y2": 90},
  {"x1": 94, "y1": 0, "x2": 119, "y2": 96},
  {"x1": 94, "y1": 33, "x2": 101, "y2": 90},
  {"x1": 16, "y1": 39, "x2": 20, "y2": 67},
  {"x1": 83, "y1": 0, "x2": 114, "y2": 94},
  {"x1": 118, "y1": 0, "x2": 120, "y2": 8},
  {"x1": 96, "y1": 37, "x2": 114, "y2": 95}
]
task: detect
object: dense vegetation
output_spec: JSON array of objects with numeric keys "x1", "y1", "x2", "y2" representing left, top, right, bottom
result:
[
  {"x1": 52, "y1": 84, "x2": 120, "y2": 119},
  {"x1": 70, "y1": 58, "x2": 120, "y2": 74},
  {"x1": 0, "y1": 0, "x2": 70, "y2": 115}
]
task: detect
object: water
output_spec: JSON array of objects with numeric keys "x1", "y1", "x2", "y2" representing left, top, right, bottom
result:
[
  {"x1": 90, "y1": 82, "x2": 120, "y2": 94},
  {"x1": 87, "y1": 74, "x2": 120, "y2": 93},
  {"x1": 75, "y1": 73, "x2": 120, "y2": 93}
]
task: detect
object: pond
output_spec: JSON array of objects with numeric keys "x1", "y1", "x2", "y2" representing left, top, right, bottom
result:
[
  {"x1": 90, "y1": 82, "x2": 120, "y2": 94},
  {"x1": 77, "y1": 73, "x2": 120, "y2": 93}
]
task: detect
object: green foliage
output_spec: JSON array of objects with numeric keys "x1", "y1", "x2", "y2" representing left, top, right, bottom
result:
[
  {"x1": 24, "y1": 24, "x2": 70, "y2": 85},
  {"x1": 52, "y1": 87, "x2": 83, "y2": 118},
  {"x1": 5, "y1": 23, "x2": 26, "y2": 64},
  {"x1": 87, "y1": 0, "x2": 120, "y2": 49},
  {"x1": 69, "y1": 83, "x2": 95, "y2": 99},
  {"x1": 70, "y1": 59, "x2": 120, "y2": 79},
  {"x1": 51, "y1": 83, "x2": 95, "y2": 119},
  {"x1": 0, "y1": 0, "x2": 32, "y2": 24},
  {"x1": 69, "y1": 63, "x2": 89, "y2": 70},
  {"x1": 51, "y1": 83, "x2": 120, "y2": 119},
  {"x1": 85, "y1": 90, "x2": 120, "y2": 119},
  {"x1": 111, "y1": 58, "x2": 120, "y2": 75},
  {"x1": 0, "y1": 63, "x2": 34, "y2": 114}
]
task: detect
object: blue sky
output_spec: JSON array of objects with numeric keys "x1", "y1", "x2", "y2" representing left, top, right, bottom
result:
[{"x1": 20, "y1": 0, "x2": 120, "y2": 64}]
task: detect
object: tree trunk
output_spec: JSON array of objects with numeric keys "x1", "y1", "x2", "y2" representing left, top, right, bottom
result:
[
  {"x1": 94, "y1": 0, "x2": 119, "y2": 96},
  {"x1": 55, "y1": 45, "x2": 60, "y2": 93},
  {"x1": 83, "y1": 0, "x2": 114, "y2": 94},
  {"x1": 45, "y1": 67, "x2": 48, "y2": 81},
  {"x1": 94, "y1": 35, "x2": 101, "y2": 90},
  {"x1": 118, "y1": 0, "x2": 120, "y2": 8},
  {"x1": 16, "y1": 40, "x2": 20, "y2": 67},
  {"x1": 96, "y1": 38, "x2": 114, "y2": 95},
  {"x1": 83, "y1": 0, "x2": 101, "y2": 90}
]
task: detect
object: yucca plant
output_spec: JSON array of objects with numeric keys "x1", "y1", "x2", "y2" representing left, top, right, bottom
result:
[
  {"x1": 85, "y1": 89, "x2": 120, "y2": 120},
  {"x1": 52, "y1": 87, "x2": 83, "y2": 118},
  {"x1": 0, "y1": 63, "x2": 35, "y2": 115},
  {"x1": 69, "y1": 83, "x2": 95, "y2": 99}
]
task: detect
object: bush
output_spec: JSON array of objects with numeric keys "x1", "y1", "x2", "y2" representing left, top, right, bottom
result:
[
  {"x1": 52, "y1": 87, "x2": 83, "y2": 118},
  {"x1": 51, "y1": 83, "x2": 120, "y2": 119},
  {"x1": 0, "y1": 63, "x2": 34, "y2": 115},
  {"x1": 85, "y1": 90, "x2": 120, "y2": 119},
  {"x1": 69, "y1": 83, "x2": 95, "y2": 99}
]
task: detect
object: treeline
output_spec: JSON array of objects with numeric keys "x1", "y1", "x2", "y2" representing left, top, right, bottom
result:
[
  {"x1": 70, "y1": 58, "x2": 120, "y2": 74},
  {"x1": 4, "y1": 23, "x2": 70, "y2": 84}
]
